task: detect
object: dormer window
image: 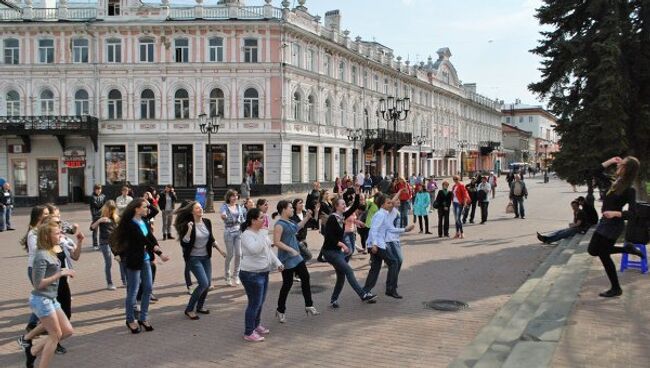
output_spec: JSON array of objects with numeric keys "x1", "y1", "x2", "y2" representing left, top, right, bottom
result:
[{"x1": 108, "y1": 0, "x2": 120, "y2": 16}]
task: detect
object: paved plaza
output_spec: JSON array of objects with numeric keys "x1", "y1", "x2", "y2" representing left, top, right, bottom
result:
[{"x1": 0, "y1": 178, "x2": 646, "y2": 367}]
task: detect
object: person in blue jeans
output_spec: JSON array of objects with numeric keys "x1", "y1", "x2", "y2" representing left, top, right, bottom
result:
[
  {"x1": 22, "y1": 205, "x2": 51, "y2": 332},
  {"x1": 239, "y1": 208, "x2": 284, "y2": 342},
  {"x1": 90, "y1": 200, "x2": 121, "y2": 290},
  {"x1": 112, "y1": 198, "x2": 170, "y2": 334},
  {"x1": 175, "y1": 201, "x2": 226, "y2": 320},
  {"x1": 509, "y1": 175, "x2": 528, "y2": 219},
  {"x1": 538, "y1": 200, "x2": 591, "y2": 244}
]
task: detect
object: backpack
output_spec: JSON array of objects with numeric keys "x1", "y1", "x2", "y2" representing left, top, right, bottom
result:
[{"x1": 513, "y1": 181, "x2": 523, "y2": 196}]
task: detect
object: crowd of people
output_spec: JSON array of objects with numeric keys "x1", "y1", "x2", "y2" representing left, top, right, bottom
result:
[{"x1": 15, "y1": 158, "x2": 647, "y2": 366}]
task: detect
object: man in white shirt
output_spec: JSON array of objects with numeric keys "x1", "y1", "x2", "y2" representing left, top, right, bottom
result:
[
  {"x1": 363, "y1": 194, "x2": 400, "y2": 298},
  {"x1": 384, "y1": 197, "x2": 415, "y2": 297},
  {"x1": 356, "y1": 170, "x2": 365, "y2": 187},
  {"x1": 116, "y1": 186, "x2": 133, "y2": 216}
]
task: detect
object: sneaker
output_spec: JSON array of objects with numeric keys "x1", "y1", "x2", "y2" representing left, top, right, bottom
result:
[
  {"x1": 93, "y1": 246, "x2": 100, "y2": 251},
  {"x1": 187, "y1": 285, "x2": 195, "y2": 295},
  {"x1": 17, "y1": 335, "x2": 31, "y2": 350},
  {"x1": 254, "y1": 325, "x2": 270, "y2": 335},
  {"x1": 134, "y1": 305, "x2": 140, "y2": 312},
  {"x1": 234, "y1": 277, "x2": 241, "y2": 285},
  {"x1": 226, "y1": 278, "x2": 233, "y2": 287},
  {"x1": 243, "y1": 331, "x2": 265, "y2": 342},
  {"x1": 361, "y1": 292, "x2": 377, "y2": 304},
  {"x1": 55, "y1": 344, "x2": 67, "y2": 354},
  {"x1": 149, "y1": 294, "x2": 158, "y2": 302},
  {"x1": 107, "y1": 284, "x2": 116, "y2": 291}
]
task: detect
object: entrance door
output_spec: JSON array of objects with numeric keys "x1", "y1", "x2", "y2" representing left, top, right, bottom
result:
[
  {"x1": 38, "y1": 160, "x2": 59, "y2": 203},
  {"x1": 172, "y1": 145, "x2": 193, "y2": 188},
  {"x1": 207, "y1": 144, "x2": 227, "y2": 188},
  {"x1": 67, "y1": 167, "x2": 85, "y2": 202}
]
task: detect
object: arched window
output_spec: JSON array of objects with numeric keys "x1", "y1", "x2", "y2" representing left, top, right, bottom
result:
[
  {"x1": 140, "y1": 89, "x2": 155, "y2": 119},
  {"x1": 74, "y1": 89, "x2": 89, "y2": 115},
  {"x1": 243, "y1": 88, "x2": 259, "y2": 118},
  {"x1": 324, "y1": 99, "x2": 332, "y2": 125},
  {"x1": 293, "y1": 92, "x2": 302, "y2": 120},
  {"x1": 40, "y1": 89, "x2": 54, "y2": 115},
  {"x1": 6, "y1": 91, "x2": 20, "y2": 116},
  {"x1": 306, "y1": 95, "x2": 315, "y2": 123},
  {"x1": 174, "y1": 89, "x2": 190, "y2": 119},
  {"x1": 107, "y1": 89, "x2": 122, "y2": 119},
  {"x1": 209, "y1": 88, "x2": 224, "y2": 118}
]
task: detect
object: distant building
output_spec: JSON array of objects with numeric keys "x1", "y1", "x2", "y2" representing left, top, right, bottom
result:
[{"x1": 501, "y1": 123, "x2": 532, "y2": 169}]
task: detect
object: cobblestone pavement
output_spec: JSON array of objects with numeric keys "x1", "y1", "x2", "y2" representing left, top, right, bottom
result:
[{"x1": 0, "y1": 177, "x2": 580, "y2": 368}]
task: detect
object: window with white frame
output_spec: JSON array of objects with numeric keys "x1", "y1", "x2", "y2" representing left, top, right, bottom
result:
[
  {"x1": 306, "y1": 95, "x2": 315, "y2": 123},
  {"x1": 74, "y1": 89, "x2": 89, "y2": 115},
  {"x1": 374, "y1": 74, "x2": 379, "y2": 91},
  {"x1": 325, "y1": 99, "x2": 332, "y2": 125},
  {"x1": 108, "y1": 0, "x2": 120, "y2": 15},
  {"x1": 6, "y1": 90, "x2": 19, "y2": 116},
  {"x1": 174, "y1": 89, "x2": 190, "y2": 119},
  {"x1": 209, "y1": 88, "x2": 225, "y2": 117},
  {"x1": 384, "y1": 78, "x2": 389, "y2": 94},
  {"x1": 139, "y1": 38, "x2": 154, "y2": 63},
  {"x1": 243, "y1": 88, "x2": 259, "y2": 118},
  {"x1": 293, "y1": 92, "x2": 302, "y2": 120},
  {"x1": 338, "y1": 61, "x2": 345, "y2": 81},
  {"x1": 4, "y1": 38, "x2": 19, "y2": 64},
  {"x1": 140, "y1": 89, "x2": 155, "y2": 119},
  {"x1": 363, "y1": 70, "x2": 368, "y2": 88},
  {"x1": 306, "y1": 49, "x2": 315, "y2": 71},
  {"x1": 38, "y1": 39, "x2": 54, "y2": 64},
  {"x1": 351, "y1": 65, "x2": 357, "y2": 85},
  {"x1": 107, "y1": 89, "x2": 122, "y2": 119},
  {"x1": 352, "y1": 104, "x2": 358, "y2": 128},
  {"x1": 72, "y1": 39, "x2": 88, "y2": 63},
  {"x1": 208, "y1": 37, "x2": 224, "y2": 62},
  {"x1": 244, "y1": 38, "x2": 258, "y2": 63},
  {"x1": 175, "y1": 38, "x2": 189, "y2": 63},
  {"x1": 39, "y1": 89, "x2": 54, "y2": 115},
  {"x1": 324, "y1": 55, "x2": 331, "y2": 76},
  {"x1": 106, "y1": 39, "x2": 121, "y2": 63},
  {"x1": 339, "y1": 101, "x2": 345, "y2": 127},
  {"x1": 292, "y1": 43, "x2": 301, "y2": 67}
]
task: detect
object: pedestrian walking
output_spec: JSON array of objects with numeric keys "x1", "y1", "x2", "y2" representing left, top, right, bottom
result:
[
  {"x1": 395, "y1": 177, "x2": 412, "y2": 228},
  {"x1": 111, "y1": 198, "x2": 170, "y2": 334},
  {"x1": 221, "y1": 190, "x2": 245, "y2": 286},
  {"x1": 384, "y1": 195, "x2": 415, "y2": 296},
  {"x1": 477, "y1": 176, "x2": 492, "y2": 224},
  {"x1": 363, "y1": 193, "x2": 399, "y2": 297},
  {"x1": 239, "y1": 208, "x2": 284, "y2": 342},
  {"x1": 115, "y1": 186, "x2": 133, "y2": 216},
  {"x1": 462, "y1": 177, "x2": 478, "y2": 224},
  {"x1": 158, "y1": 184, "x2": 177, "y2": 240},
  {"x1": 20, "y1": 205, "x2": 50, "y2": 332},
  {"x1": 509, "y1": 174, "x2": 528, "y2": 219},
  {"x1": 435, "y1": 181, "x2": 453, "y2": 237},
  {"x1": 1, "y1": 182, "x2": 15, "y2": 231},
  {"x1": 451, "y1": 176, "x2": 470, "y2": 239},
  {"x1": 90, "y1": 200, "x2": 121, "y2": 289},
  {"x1": 176, "y1": 201, "x2": 226, "y2": 320},
  {"x1": 272, "y1": 200, "x2": 320, "y2": 322},
  {"x1": 413, "y1": 185, "x2": 432, "y2": 234},
  {"x1": 587, "y1": 156, "x2": 645, "y2": 298},
  {"x1": 89, "y1": 184, "x2": 106, "y2": 250}
]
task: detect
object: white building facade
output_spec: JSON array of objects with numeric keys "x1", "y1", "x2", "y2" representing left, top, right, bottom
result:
[{"x1": 0, "y1": 0, "x2": 502, "y2": 205}]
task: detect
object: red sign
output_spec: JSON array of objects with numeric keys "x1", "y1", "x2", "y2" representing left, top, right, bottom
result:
[{"x1": 64, "y1": 160, "x2": 86, "y2": 168}]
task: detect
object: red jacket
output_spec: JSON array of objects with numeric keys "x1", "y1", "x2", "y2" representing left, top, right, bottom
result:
[
  {"x1": 396, "y1": 181, "x2": 412, "y2": 201},
  {"x1": 452, "y1": 182, "x2": 470, "y2": 205}
]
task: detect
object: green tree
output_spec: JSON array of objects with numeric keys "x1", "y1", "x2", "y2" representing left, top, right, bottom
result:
[{"x1": 530, "y1": 0, "x2": 649, "y2": 198}]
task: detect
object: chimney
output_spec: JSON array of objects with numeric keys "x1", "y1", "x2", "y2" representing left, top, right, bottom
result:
[{"x1": 324, "y1": 10, "x2": 341, "y2": 32}]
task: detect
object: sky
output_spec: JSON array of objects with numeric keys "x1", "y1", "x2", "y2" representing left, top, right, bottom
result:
[{"x1": 265, "y1": 0, "x2": 547, "y2": 105}]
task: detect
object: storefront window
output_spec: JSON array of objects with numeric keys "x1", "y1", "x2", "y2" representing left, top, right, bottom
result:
[
  {"x1": 104, "y1": 145, "x2": 126, "y2": 185},
  {"x1": 242, "y1": 144, "x2": 264, "y2": 185},
  {"x1": 291, "y1": 146, "x2": 302, "y2": 183},
  {"x1": 324, "y1": 147, "x2": 332, "y2": 182},
  {"x1": 308, "y1": 146, "x2": 317, "y2": 181},
  {"x1": 339, "y1": 148, "x2": 347, "y2": 179},
  {"x1": 12, "y1": 159, "x2": 27, "y2": 196},
  {"x1": 138, "y1": 144, "x2": 158, "y2": 186}
]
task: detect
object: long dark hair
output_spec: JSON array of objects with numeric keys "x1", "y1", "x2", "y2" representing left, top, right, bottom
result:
[
  {"x1": 21, "y1": 205, "x2": 48, "y2": 250},
  {"x1": 110, "y1": 198, "x2": 147, "y2": 253},
  {"x1": 271, "y1": 200, "x2": 291, "y2": 219},
  {"x1": 292, "y1": 198, "x2": 304, "y2": 214},
  {"x1": 174, "y1": 201, "x2": 199, "y2": 240},
  {"x1": 241, "y1": 208, "x2": 261, "y2": 232},
  {"x1": 611, "y1": 156, "x2": 640, "y2": 195},
  {"x1": 256, "y1": 198, "x2": 268, "y2": 208}
]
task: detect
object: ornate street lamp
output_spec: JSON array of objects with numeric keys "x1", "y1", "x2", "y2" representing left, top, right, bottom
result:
[
  {"x1": 347, "y1": 127, "x2": 363, "y2": 174},
  {"x1": 458, "y1": 139, "x2": 468, "y2": 180},
  {"x1": 379, "y1": 96, "x2": 410, "y2": 177},
  {"x1": 199, "y1": 113, "x2": 220, "y2": 213},
  {"x1": 413, "y1": 134, "x2": 426, "y2": 176}
]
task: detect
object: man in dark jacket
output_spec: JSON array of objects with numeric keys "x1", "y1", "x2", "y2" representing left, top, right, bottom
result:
[
  {"x1": 305, "y1": 181, "x2": 321, "y2": 230},
  {"x1": 158, "y1": 184, "x2": 177, "y2": 240},
  {"x1": 90, "y1": 184, "x2": 106, "y2": 250}
]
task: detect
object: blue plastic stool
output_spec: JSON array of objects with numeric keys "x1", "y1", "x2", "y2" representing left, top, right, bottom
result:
[{"x1": 619, "y1": 243, "x2": 648, "y2": 274}]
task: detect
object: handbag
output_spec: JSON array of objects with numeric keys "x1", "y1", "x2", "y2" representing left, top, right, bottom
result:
[
  {"x1": 506, "y1": 201, "x2": 515, "y2": 214},
  {"x1": 298, "y1": 241, "x2": 312, "y2": 261},
  {"x1": 432, "y1": 200, "x2": 440, "y2": 209}
]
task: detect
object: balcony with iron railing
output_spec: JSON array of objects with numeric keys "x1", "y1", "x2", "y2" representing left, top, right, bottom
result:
[
  {"x1": 363, "y1": 128, "x2": 413, "y2": 151},
  {"x1": 0, "y1": 115, "x2": 99, "y2": 152}
]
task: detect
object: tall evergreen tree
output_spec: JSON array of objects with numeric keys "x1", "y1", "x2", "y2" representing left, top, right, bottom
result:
[{"x1": 530, "y1": 0, "x2": 649, "y2": 197}]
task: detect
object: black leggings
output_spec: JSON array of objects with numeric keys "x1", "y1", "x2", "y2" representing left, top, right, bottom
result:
[
  {"x1": 57, "y1": 277, "x2": 72, "y2": 319},
  {"x1": 587, "y1": 232, "x2": 630, "y2": 290},
  {"x1": 417, "y1": 215, "x2": 429, "y2": 232},
  {"x1": 277, "y1": 261, "x2": 313, "y2": 313}
]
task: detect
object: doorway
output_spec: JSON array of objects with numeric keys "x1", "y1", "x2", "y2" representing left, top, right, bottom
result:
[
  {"x1": 172, "y1": 145, "x2": 193, "y2": 188},
  {"x1": 207, "y1": 144, "x2": 227, "y2": 188},
  {"x1": 38, "y1": 159, "x2": 59, "y2": 203},
  {"x1": 67, "y1": 167, "x2": 85, "y2": 202}
]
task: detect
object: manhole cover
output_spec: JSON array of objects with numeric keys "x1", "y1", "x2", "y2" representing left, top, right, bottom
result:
[
  {"x1": 291, "y1": 284, "x2": 327, "y2": 294},
  {"x1": 424, "y1": 300, "x2": 469, "y2": 311}
]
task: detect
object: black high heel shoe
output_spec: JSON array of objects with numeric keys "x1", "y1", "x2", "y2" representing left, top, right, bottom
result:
[
  {"x1": 126, "y1": 321, "x2": 140, "y2": 334},
  {"x1": 138, "y1": 320, "x2": 154, "y2": 331},
  {"x1": 184, "y1": 311, "x2": 200, "y2": 320}
]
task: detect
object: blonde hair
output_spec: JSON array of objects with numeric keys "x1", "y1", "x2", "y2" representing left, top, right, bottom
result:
[
  {"x1": 36, "y1": 219, "x2": 60, "y2": 255},
  {"x1": 100, "y1": 200, "x2": 120, "y2": 223}
]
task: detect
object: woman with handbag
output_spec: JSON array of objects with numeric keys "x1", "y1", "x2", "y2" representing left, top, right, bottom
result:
[
  {"x1": 240, "y1": 208, "x2": 284, "y2": 342},
  {"x1": 435, "y1": 181, "x2": 453, "y2": 238},
  {"x1": 587, "y1": 156, "x2": 645, "y2": 297},
  {"x1": 272, "y1": 200, "x2": 320, "y2": 322}
]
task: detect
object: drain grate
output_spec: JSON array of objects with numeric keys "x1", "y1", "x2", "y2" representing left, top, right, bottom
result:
[
  {"x1": 424, "y1": 299, "x2": 469, "y2": 312},
  {"x1": 291, "y1": 284, "x2": 327, "y2": 294}
]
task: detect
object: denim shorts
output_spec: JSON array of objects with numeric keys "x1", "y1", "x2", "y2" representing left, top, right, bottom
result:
[{"x1": 29, "y1": 294, "x2": 61, "y2": 318}]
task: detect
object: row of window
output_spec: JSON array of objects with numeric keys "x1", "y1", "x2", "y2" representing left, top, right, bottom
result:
[
  {"x1": 4, "y1": 88, "x2": 259, "y2": 119},
  {"x1": 1, "y1": 37, "x2": 258, "y2": 64}
]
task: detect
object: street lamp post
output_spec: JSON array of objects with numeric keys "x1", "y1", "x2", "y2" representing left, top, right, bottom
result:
[
  {"x1": 458, "y1": 139, "x2": 468, "y2": 180},
  {"x1": 379, "y1": 96, "x2": 410, "y2": 178},
  {"x1": 347, "y1": 128, "x2": 363, "y2": 175},
  {"x1": 413, "y1": 135, "x2": 426, "y2": 177},
  {"x1": 198, "y1": 113, "x2": 220, "y2": 213}
]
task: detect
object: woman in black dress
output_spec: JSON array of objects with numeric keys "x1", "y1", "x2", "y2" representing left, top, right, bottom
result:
[
  {"x1": 587, "y1": 156, "x2": 644, "y2": 297},
  {"x1": 434, "y1": 181, "x2": 453, "y2": 238}
]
